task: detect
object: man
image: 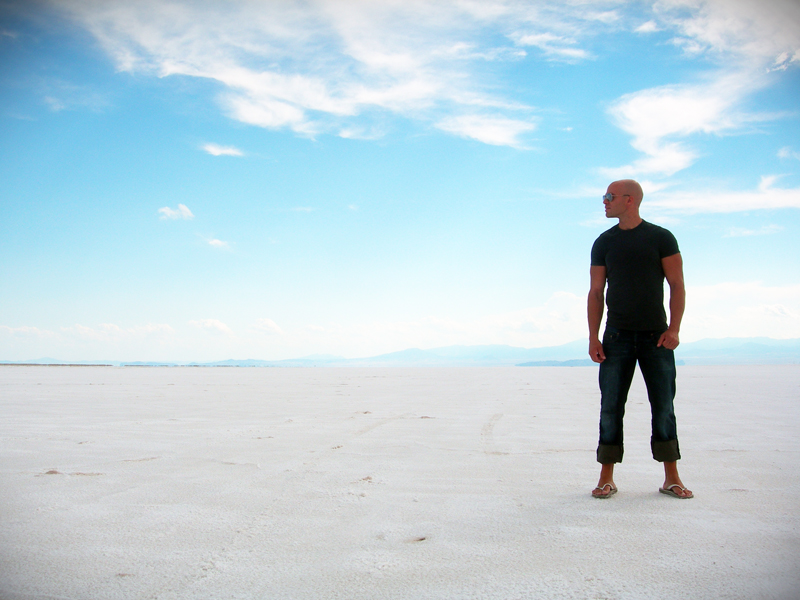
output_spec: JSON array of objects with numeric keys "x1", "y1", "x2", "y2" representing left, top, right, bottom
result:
[{"x1": 587, "y1": 179, "x2": 693, "y2": 499}]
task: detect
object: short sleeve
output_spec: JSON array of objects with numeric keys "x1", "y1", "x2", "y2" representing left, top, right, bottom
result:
[
  {"x1": 658, "y1": 229, "x2": 680, "y2": 258},
  {"x1": 590, "y1": 236, "x2": 606, "y2": 267}
]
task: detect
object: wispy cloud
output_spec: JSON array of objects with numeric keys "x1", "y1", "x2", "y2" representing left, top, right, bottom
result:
[
  {"x1": 207, "y1": 238, "x2": 230, "y2": 250},
  {"x1": 767, "y1": 50, "x2": 800, "y2": 72},
  {"x1": 778, "y1": 146, "x2": 800, "y2": 161},
  {"x1": 202, "y1": 143, "x2": 244, "y2": 156},
  {"x1": 646, "y1": 177, "x2": 800, "y2": 215},
  {"x1": 602, "y1": 74, "x2": 756, "y2": 177},
  {"x1": 724, "y1": 225, "x2": 783, "y2": 237},
  {"x1": 56, "y1": 0, "x2": 595, "y2": 148},
  {"x1": 301, "y1": 291, "x2": 586, "y2": 356},
  {"x1": 62, "y1": 323, "x2": 174, "y2": 341},
  {"x1": 46, "y1": 0, "x2": 800, "y2": 161},
  {"x1": 189, "y1": 319, "x2": 233, "y2": 335},
  {"x1": 0, "y1": 325, "x2": 55, "y2": 338},
  {"x1": 252, "y1": 318, "x2": 283, "y2": 335},
  {"x1": 659, "y1": 0, "x2": 800, "y2": 64},
  {"x1": 601, "y1": 0, "x2": 800, "y2": 178},
  {"x1": 435, "y1": 114, "x2": 537, "y2": 148},
  {"x1": 44, "y1": 96, "x2": 66, "y2": 112},
  {"x1": 39, "y1": 79, "x2": 109, "y2": 113},
  {"x1": 683, "y1": 281, "x2": 800, "y2": 340},
  {"x1": 635, "y1": 20, "x2": 659, "y2": 33},
  {"x1": 512, "y1": 32, "x2": 589, "y2": 61},
  {"x1": 158, "y1": 204, "x2": 194, "y2": 220}
]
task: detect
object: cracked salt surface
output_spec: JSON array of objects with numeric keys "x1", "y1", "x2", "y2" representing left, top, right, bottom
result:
[{"x1": 0, "y1": 365, "x2": 798, "y2": 599}]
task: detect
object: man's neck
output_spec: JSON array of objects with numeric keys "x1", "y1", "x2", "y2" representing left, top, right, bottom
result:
[{"x1": 617, "y1": 214, "x2": 643, "y2": 230}]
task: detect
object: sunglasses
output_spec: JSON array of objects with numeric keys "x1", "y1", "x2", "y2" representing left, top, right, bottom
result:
[{"x1": 602, "y1": 193, "x2": 630, "y2": 202}]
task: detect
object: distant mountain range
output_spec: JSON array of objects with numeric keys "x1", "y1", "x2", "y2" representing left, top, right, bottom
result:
[{"x1": 3, "y1": 337, "x2": 799, "y2": 367}]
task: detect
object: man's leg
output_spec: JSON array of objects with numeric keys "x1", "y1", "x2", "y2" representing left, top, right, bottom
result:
[
  {"x1": 594, "y1": 328, "x2": 636, "y2": 495},
  {"x1": 639, "y1": 332, "x2": 692, "y2": 498},
  {"x1": 597, "y1": 328, "x2": 636, "y2": 463},
  {"x1": 638, "y1": 332, "x2": 679, "y2": 459}
]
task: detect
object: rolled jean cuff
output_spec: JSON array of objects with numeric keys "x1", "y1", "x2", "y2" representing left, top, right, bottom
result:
[
  {"x1": 651, "y1": 438, "x2": 681, "y2": 462},
  {"x1": 597, "y1": 444, "x2": 623, "y2": 464}
]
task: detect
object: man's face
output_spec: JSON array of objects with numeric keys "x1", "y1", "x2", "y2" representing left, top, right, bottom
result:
[{"x1": 603, "y1": 184, "x2": 630, "y2": 219}]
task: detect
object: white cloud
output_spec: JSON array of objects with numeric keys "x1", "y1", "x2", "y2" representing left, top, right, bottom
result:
[
  {"x1": 47, "y1": 0, "x2": 800, "y2": 159},
  {"x1": 0, "y1": 322, "x2": 180, "y2": 363},
  {"x1": 141, "y1": 324, "x2": 174, "y2": 335},
  {"x1": 512, "y1": 32, "x2": 589, "y2": 61},
  {"x1": 645, "y1": 178, "x2": 800, "y2": 214},
  {"x1": 202, "y1": 143, "x2": 244, "y2": 156},
  {"x1": 252, "y1": 318, "x2": 283, "y2": 335},
  {"x1": 60, "y1": 324, "x2": 100, "y2": 342},
  {"x1": 767, "y1": 50, "x2": 800, "y2": 72},
  {"x1": 207, "y1": 238, "x2": 230, "y2": 249},
  {"x1": 435, "y1": 114, "x2": 536, "y2": 148},
  {"x1": 189, "y1": 319, "x2": 233, "y2": 335},
  {"x1": 337, "y1": 125, "x2": 386, "y2": 140},
  {"x1": 602, "y1": 74, "x2": 753, "y2": 177},
  {"x1": 655, "y1": 0, "x2": 800, "y2": 64},
  {"x1": 724, "y1": 225, "x2": 783, "y2": 237},
  {"x1": 54, "y1": 0, "x2": 564, "y2": 147},
  {"x1": 682, "y1": 281, "x2": 800, "y2": 341},
  {"x1": 158, "y1": 204, "x2": 194, "y2": 220},
  {"x1": 778, "y1": 146, "x2": 800, "y2": 161},
  {"x1": 40, "y1": 80, "x2": 109, "y2": 113},
  {"x1": 44, "y1": 96, "x2": 66, "y2": 112},
  {"x1": 0, "y1": 325, "x2": 55, "y2": 338},
  {"x1": 300, "y1": 291, "x2": 587, "y2": 356},
  {"x1": 62, "y1": 323, "x2": 175, "y2": 341},
  {"x1": 635, "y1": 20, "x2": 659, "y2": 33},
  {"x1": 601, "y1": 0, "x2": 800, "y2": 177}
]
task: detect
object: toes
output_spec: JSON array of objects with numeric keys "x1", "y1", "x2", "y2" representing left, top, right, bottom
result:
[
  {"x1": 592, "y1": 483, "x2": 615, "y2": 497},
  {"x1": 669, "y1": 485, "x2": 692, "y2": 498}
]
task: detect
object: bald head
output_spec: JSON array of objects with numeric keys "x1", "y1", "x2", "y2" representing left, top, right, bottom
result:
[
  {"x1": 613, "y1": 179, "x2": 643, "y2": 206},
  {"x1": 604, "y1": 179, "x2": 644, "y2": 228}
]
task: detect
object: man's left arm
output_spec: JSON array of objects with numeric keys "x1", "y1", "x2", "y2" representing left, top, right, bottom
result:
[{"x1": 658, "y1": 253, "x2": 685, "y2": 349}]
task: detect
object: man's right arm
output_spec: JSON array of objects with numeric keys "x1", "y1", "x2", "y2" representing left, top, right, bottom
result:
[{"x1": 588, "y1": 265, "x2": 607, "y2": 363}]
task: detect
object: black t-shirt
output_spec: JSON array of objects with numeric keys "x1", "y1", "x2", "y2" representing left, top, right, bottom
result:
[{"x1": 590, "y1": 220, "x2": 680, "y2": 331}]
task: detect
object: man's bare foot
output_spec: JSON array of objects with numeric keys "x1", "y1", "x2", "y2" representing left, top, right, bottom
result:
[{"x1": 592, "y1": 481, "x2": 617, "y2": 498}]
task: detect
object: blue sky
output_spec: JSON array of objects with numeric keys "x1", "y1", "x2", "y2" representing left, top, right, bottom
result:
[{"x1": 1, "y1": 0, "x2": 799, "y2": 362}]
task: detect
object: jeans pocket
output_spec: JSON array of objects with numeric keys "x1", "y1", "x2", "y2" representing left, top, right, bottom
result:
[
  {"x1": 650, "y1": 331, "x2": 669, "y2": 350},
  {"x1": 603, "y1": 330, "x2": 619, "y2": 344}
]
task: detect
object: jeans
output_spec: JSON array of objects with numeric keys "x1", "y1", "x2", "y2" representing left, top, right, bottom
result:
[{"x1": 597, "y1": 326, "x2": 681, "y2": 464}]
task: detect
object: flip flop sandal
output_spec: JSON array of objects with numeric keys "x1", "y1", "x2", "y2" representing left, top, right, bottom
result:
[
  {"x1": 592, "y1": 483, "x2": 617, "y2": 498},
  {"x1": 659, "y1": 484, "x2": 693, "y2": 499}
]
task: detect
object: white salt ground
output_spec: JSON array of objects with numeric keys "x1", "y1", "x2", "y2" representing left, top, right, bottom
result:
[{"x1": 0, "y1": 365, "x2": 798, "y2": 600}]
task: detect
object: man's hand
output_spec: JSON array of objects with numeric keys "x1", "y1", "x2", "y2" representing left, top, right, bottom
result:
[
  {"x1": 657, "y1": 328, "x2": 680, "y2": 350},
  {"x1": 589, "y1": 338, "x2": 606, "y2": 363},
  {"x1": 587, "y1": 266, "x2": 607, "y2": 364}
]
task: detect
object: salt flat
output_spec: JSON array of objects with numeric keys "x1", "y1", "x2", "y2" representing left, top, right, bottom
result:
[{"x1": 1, "y1": 365, "x2": 798, "y2": 600}]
